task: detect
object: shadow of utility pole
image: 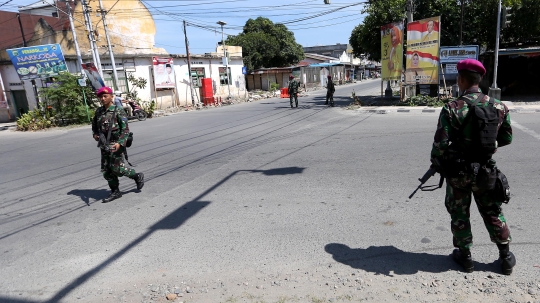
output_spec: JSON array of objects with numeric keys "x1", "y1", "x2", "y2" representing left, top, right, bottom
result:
[{"x1": 0, "y1": 167, "x2": 305, "y2": 303}]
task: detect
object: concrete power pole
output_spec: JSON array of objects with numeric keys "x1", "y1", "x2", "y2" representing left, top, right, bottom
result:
[
  {"x1": 183, "y1": 20, "x2": 196, "y2": 107},
  {"x1": 81, "y1": 0, "x2": 103, "y2": 77},
  {"x1": 488, "y1": 0, "x2": 502, "y2": 100},
  {"x1": 217, "y1": 21, "x2": 232, "y2": 100},
  {"x1": 65, "y1": 3, "x2": 84, "y2": 72},
  {"x1": 98, "y1": 0, "x2": 120, "y2": 90}
]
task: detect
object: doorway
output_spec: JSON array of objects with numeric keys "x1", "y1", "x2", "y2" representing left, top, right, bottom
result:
[{"x1": 11, "y1": 90, "x2": 29, "y2": 117}]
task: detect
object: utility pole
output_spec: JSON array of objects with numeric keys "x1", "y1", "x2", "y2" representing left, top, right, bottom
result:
[
  {"x1": 183, "y1": 20, "x2": 196, "y2": 106},
  {"x1": 17, "y1": 12, "x2": 41, "y2": 108},
  {"x1": 16, "y1": 13, "x2": 27, "y2": 47},
  {"x1": 98, "y1": 0, "x2": 119, "y2": 90},
  {"x1": 406, "y1": 0, "x2": 414, "y2": 23},
  {"x1": 217, "y1": 21, "x2": 231, "y2": 99},
  {"x1": 460, "y1": 0, "x2": 464, "y2": 45},
  {"x1": 81, "y1": 0, "x2": 103, "y2": 76},
  {"x1": 66, "y1": 2, "x2": 84, "y2": 72},
  {"x1": 488, "y1": 0, "x2": 502, "y2": 99}
]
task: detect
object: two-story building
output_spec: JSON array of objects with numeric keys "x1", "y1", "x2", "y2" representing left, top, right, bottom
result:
[{"x1": 0, "y1": 0, "x2": 246, "y2": 122}]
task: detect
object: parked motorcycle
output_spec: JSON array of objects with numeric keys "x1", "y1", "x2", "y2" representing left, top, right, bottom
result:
[{"x1": 128, "y1": 100, "x2": 147, "y2": 121}]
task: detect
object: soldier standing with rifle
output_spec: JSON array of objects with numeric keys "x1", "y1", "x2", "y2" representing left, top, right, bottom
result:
[
  {"x1": 325, "y1": 75, "x2": 335, "y2": 106},
  {"x1": 429, "y1": 59, "x2": 514, "y2": 275},
  {"x1": 92, "y1": 86, "x2": 144, "y2": 203}
]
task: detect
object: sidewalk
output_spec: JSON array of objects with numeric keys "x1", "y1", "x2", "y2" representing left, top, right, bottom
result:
[{"x1": 354, "y1": 101, "x2": 540, "y2": 115}]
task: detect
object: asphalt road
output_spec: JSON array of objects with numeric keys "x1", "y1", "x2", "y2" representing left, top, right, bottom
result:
[{"x1": 1, "y1": 79, "x2": 539, "y2": 303}]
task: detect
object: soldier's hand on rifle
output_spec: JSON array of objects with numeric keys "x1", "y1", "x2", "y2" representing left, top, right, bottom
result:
[
  {"x1": 111, "y1": 143, "x2": 120, "y2": 152},
  {"x1": 93, "y1": 134, "x2": 99, "y2": 141}
]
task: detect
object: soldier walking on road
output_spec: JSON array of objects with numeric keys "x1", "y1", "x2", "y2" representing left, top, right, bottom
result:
[
  {"x1": 92, "y1": 86, "x2": 144, "y2": 203},
  {"x1": 430, "y1": 59, "x2": 515, "y2": 275},
  {"x1": 288, "y1": 75, "x2": 299, "y2": 108},
  {"x1": 325, "y1": 75, "x2": 335, "y2": 106}
]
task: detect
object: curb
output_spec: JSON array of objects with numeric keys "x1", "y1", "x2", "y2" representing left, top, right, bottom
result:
[
  {"x1": 0, "y1": 124, "x2": 17, "y2": 132},
  {"x1": 356, "y1": 107, "x2": 440, "y2": 114}
]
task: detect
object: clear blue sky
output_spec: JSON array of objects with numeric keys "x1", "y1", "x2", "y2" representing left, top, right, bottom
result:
[{"x1": 8, "y1": 0, "x2": 366, "y2": 55}]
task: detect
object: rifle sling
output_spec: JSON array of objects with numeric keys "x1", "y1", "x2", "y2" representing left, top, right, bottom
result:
[{"x1": 105, "y1": 106, "x2": 118, "y2": 147}]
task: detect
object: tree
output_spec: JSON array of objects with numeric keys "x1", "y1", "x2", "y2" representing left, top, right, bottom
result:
[
  {"x1": 226, "y1": 17, "x2": 304, "y2": 71},
  {"x1": 39, "y1": 72, "x2": 98, "y2": 124},
  {"x1": 349, "y1": 0, "x2": 540, "y2": 61},
  {"x1": 349, "y1": 0, "x2": 405, "y2": 62}
]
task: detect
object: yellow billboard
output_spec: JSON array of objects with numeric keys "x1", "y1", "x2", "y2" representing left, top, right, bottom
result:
[
  {"x1": 380, "y1": 21, "x2": 404, "y2": 81},
  {"x1": 405, "y1": 16, "x2": 441, "y2": 84}
]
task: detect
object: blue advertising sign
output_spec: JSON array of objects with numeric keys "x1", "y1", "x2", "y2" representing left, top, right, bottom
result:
[
  {"x1": 6, "y1": 44, "x2": 68, "y2": 80},
  {"x1": 242, "y1": 66, "x2": 247, "y2": 75}
]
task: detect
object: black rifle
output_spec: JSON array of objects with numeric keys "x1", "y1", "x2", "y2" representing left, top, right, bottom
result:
[{"x1": 409, "y1": 165, "x2": 445, "y2": 199}]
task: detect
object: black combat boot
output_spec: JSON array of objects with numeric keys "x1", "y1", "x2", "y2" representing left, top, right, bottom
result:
[
  {"x1": 134, "y1": 172, "x2": 145, "y2": 190},
  {"x1": 497, "y1": 243, "x2": 516, "y2": 275},
  {"x1": 103, "y1": 186, "x2": 122, "y2": 203},
  {"x1": 452, "y1": 248, "x2": 474, "y2": 273}
]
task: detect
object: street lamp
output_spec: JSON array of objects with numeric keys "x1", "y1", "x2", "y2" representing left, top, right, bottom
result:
[{"x1": 217, "y1": 20, "x2": 232, "y2": 99}]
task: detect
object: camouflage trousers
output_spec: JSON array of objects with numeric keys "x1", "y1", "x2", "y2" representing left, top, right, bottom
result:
[
  {"x1": 289, "y1": 92, "x2": 298, "y2": 105},
  {"x1": 445, "y1": 173, "x2": 511, "y2": 250},
  {"x1": 100, "y1": 147, "x2": 136, "y2": 188}
]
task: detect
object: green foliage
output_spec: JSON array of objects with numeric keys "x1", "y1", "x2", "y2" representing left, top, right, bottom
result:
[
  {"x1": 125, "y1": 72, "x2": 152, "y2": 117},
  {"x1": 269, "y1": 82, "x2": 280, "y2": 91},
  {"x1": 349, "y1": 0, "x2": 540, "y2": 60},
  {"x1": 226, "y1": 17, "x2": 304, "y2": 71},
  {"x1": 402, "y1": 94, "x2": 454, "y2": 107},
  {"x1": 126, "y1": 73, "x2": 148, "y2": 101},
  {"x1": 139, "y1": 100, "x2": 155, "y2": 117},
  {"x1": 16, "y1": 108, "x2": 55, "y2": 131},
  {"x1": 38, "y1": 72, "x2": 97, "y2": 125},
  {"x1": 349, "y1": 0, "x2": 405, "y2": 61},
  {"x1": 501, "y1": 0, "x2": 540, "y2": 45}
]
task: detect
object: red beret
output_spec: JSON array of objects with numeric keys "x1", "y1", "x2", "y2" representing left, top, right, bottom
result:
[
  {"x1": 457, "y1": 59, "x2": 486, "y2": 76},
  {"x1": 96, "y1": 86, "x2": 113, "y2": 96}
]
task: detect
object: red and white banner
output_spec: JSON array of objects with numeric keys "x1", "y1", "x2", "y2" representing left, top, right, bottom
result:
[
  {"x1": 405, "y1": 16, "x2": 441, "y2": 85},
  {"x1": 152, "y1": 57, "x2": 175, "y2": 89}
]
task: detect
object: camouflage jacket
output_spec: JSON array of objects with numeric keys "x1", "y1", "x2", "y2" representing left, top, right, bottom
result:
[
  {"x1": 288, "y1": 80, "x2": 299, "y2": 94},
  {"x1": 431, "y1": 87, "x2": 512, "y2": 161},
  {"x1": 327, "y1": 80, "x2": 335, "y2": 93},
  {"x1": 92, "y1": 105, "x2": 130, "y2": 146}
]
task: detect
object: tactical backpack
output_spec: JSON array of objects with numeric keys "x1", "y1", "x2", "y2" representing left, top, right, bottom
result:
[{"x1": 462, "y1": 93, "x2": 499, "y2": 161}]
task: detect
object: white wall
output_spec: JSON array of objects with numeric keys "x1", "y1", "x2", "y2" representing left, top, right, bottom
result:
[
  {"x1": 129, "y1": 57, "x2": 246, "y2": 109},
  {"x1": 0, "y1": 55, "x2": 247, "y2": 120}
]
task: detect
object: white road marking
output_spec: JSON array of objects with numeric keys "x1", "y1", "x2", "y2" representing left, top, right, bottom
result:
[{"x1": 512, "y1": 121, "x2": 540, "y2": 141}]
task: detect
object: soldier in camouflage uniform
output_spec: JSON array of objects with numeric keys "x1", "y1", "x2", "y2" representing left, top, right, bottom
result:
[
  {"x1": 325, "y1": 75, "x2": 335, "y2": 106},
  {"x1": 92, "y1": 86, "x2": 144, "y2": 203},
  {"x1": 431, "y1": 59, "x2": 515, "y2": 275},
  {"x1": 288, "y1": 75, "x2": 299, "y2": 108}
]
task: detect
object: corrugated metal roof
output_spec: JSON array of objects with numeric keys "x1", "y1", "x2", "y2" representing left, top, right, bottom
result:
[
  {"x1": 308, "y1": 63, "x2": 344, "y2": 67},
  {"x1": 499, "y1": 47, "x2": 540, "y2": 56}
]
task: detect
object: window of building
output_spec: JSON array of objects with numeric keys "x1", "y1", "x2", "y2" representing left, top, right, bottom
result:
[
  {"x1": 103, "y1": 70, "x2": 129, "y2": 93},
  {"x1": 219, "y1": 67, "x2": 231, "y2": 86},
  {"x1": 191, "y1": 67, "x2": 205, "y2": 87}
]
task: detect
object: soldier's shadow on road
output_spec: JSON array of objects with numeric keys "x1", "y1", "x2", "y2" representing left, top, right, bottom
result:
[
  {"x1": 325, "y1": 243, "x2": 500, "y2": 276},
  {"x1": 68, "y1": 188, "x2": 139, "y2": 206},
  {"x1": 67, "y1": 189, "x2": 110, "y2": 205}
]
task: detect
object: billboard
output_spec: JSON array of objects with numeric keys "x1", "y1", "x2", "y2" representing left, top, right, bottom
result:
[
  {"x1": 440, "y1": 46, "x2": 479, "y2": 63},
  {"x1": 405, "y1": 16, "x2": 441, "y2": 84},
  {"x1": 152, "y1": 57, "x2": 175, "y2": 89},
  {"x1": 81, "y1": 62, "x2": 105, "y2": 91},
  {"x1": 6, "y1": 44, "x2": 68, "y2": 80},
  {"x1": 380, "y1": 21, "x2": 404, "y2": 81}
]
